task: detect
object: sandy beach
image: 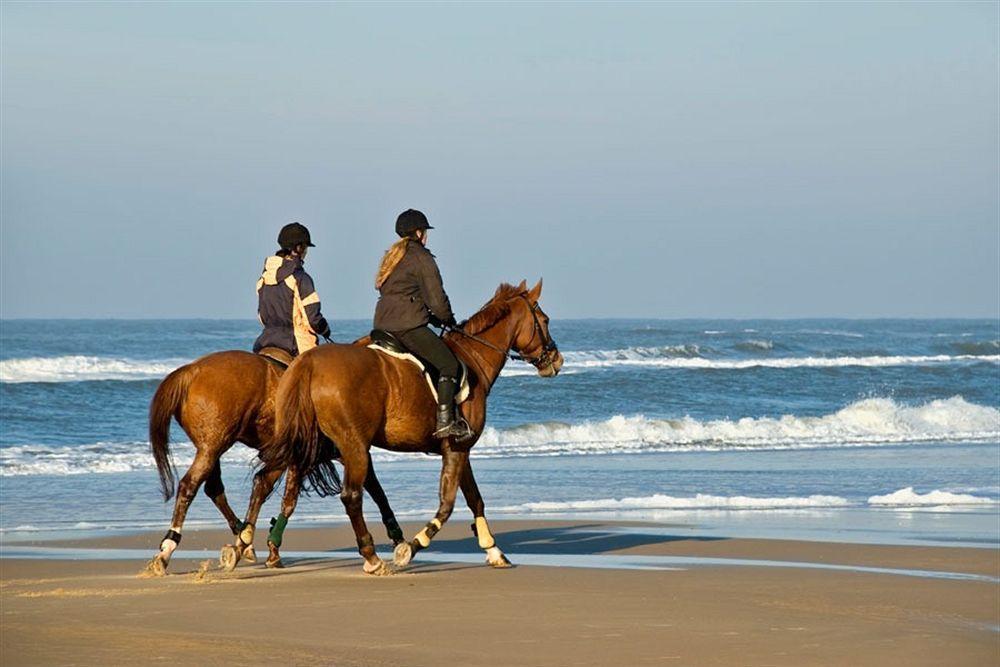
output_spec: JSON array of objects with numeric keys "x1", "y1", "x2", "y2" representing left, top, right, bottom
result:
[{"x1": 2, "y1": 519, "x2": 997, "y2": 666}]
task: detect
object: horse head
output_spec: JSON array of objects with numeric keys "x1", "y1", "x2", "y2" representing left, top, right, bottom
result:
[{"x1": 509, "y1": 279, "x2": 563, "y2": 377}]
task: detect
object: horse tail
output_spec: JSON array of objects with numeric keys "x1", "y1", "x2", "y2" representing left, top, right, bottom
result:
[
  {"x1": 149, "y1": 365, "x2": 193, "y2": 501},
  {"x1": 262, "y1": 355, "x2": 341, "y2": 497}
]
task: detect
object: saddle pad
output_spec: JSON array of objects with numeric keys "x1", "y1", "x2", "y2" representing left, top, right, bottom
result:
[
  {"x1": 258, "y1": 346, "x2": 293, "y2": 369},
  {"x1": 366, "y1": 344, "x2": 470, "y2": 404}
]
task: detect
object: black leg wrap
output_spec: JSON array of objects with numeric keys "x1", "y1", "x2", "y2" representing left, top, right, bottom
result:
[
  {"x1": 163, "y1": 529, "x2": 182, "y2": 545},
  {"x1": 231, "y1": 519, "x2": 247, "y2": 536}
]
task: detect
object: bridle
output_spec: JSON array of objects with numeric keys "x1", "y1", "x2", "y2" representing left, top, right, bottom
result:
[{"x1": 446, "y1": 295, "x2": 559, "y2": 372}]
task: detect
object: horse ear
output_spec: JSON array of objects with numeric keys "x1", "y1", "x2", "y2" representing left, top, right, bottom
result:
[
  {"x1": 516, "y1": 279, "x2": 528, "y2": 292},
  {"x1": 527, "y1": 278, "x2": 543, "y2": 303}
]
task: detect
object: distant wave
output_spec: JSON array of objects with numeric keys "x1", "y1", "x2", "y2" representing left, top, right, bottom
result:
[
  {"x1": 0, "y1": 355, "x2": 183, "y2": 383},
  {"x1": 4, "y1": 348, "x2": 997, "y2": 383},
  {"x1": 950, "y1": 340, "x2": 1000, "y2": 356},
  {"x1": 734, "y1": 339, "x2": 774, "y2": 352},
  {"x1": 554, "y1": 350, "x2": 998, "y2": 371},
  {"x1": 3, "y1": 397, "x2": 996, "y2": 476}
]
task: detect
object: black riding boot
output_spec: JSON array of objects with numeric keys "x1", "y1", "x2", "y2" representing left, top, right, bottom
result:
[{"x1": 434, "y1": 376, "x2": 471, "y2": 440}]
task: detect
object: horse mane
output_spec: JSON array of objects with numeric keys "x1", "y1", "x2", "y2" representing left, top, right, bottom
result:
[{"x1": 460, "y1": 283, "x2": 525, "y2": 335}]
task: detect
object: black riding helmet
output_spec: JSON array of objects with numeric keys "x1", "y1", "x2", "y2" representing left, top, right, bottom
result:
[
  {"x1": 278, "y1": 222, "x2": 315, "y2": 250},
  {"x1": 395, "y1": 209, "x2": 434, "y2": 238}
]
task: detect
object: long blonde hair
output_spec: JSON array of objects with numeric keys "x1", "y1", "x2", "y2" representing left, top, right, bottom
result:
[{"x1": 375, "y1": 237, "x2": 410, "y2": 289}]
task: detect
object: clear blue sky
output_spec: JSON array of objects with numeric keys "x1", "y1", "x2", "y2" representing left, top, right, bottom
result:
[{"x1": 2, "y1": 2, "x2": 997, "y2": 319}]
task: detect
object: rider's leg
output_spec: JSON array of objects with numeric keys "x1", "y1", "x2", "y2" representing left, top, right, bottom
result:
[{"x1": 397, "y1": 326, "x2": 464, "y2": 437}]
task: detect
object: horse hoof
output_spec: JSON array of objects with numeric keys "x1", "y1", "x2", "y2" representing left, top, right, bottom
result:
[
  {"x1": 265, "y1": 556, "x2": 284, "y2": 569},
  {"x1": 145, "y1": 555, "x2": 168, "y2": 577},
  {"x1": 363, "y1": 558, "x2": 392, "y2": 576},
  {"x1": 393, "y1": 541, "x2": 413, "y2": 567},
  {"x1": 487, "y1": 554, "x2": 513, "y2": 568},
  {"x1": 219, "y1": 544, "x2": 240, "y2": 572},
  {"x1": 241, "y1": 544, "x2": 257, "y2": 563}
]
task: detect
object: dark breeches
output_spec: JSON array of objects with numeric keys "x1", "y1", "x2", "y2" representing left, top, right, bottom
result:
[{"x1": 397, "y1": 326, "x2": 459, "y2": 378}]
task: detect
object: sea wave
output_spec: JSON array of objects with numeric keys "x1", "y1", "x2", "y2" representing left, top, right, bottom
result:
[
  {"x1": 472, "y1": 396, "x2": 999, "y2": 457},
  {"x1": 0, "y1": 355, "x2": 183, "y2": 383},
  {"x1": 3, "y1": 349, "x2": 997, "y2": 383},
  {"x1": 950, "y1": 340, "x2": 1000, "y2": 356},
  {"x1": 2, "y1": 397, "x2": 996, "y2": 475},
  {"x1": 495, "y1": 493, "x2": 852, "y2": 513},
  {"x1": 550, "y1": 352, "x2": 998, "y2": 371},
  {"x1": 867, "y1": 487, "x2": 997, "y2": 506}
]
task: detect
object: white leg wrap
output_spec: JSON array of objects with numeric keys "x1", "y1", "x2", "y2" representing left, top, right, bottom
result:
[
  {"x1": 159, "y1": 538, "x2": 178, "y2": 560},
  {"x1": 475, "y1": 516, "x2": 495, "y2": 549},
  {"x1": 239, "y1": 525, "x2": 254, "y2": 545},
  {"x1": 485, "y1": 546, "x2": 504, "y2": 563}
]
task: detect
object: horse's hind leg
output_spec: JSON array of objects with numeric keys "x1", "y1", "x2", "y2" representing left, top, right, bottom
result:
[
  {"x1": 394, "y1": 441, "x2": 468, "y2": 568},
  {"x1": 340, "y1": 448, "x2": 391, "y2": 575},
  {"x1": 265, "y1": 466, "x2": 302, "y2": 568},
  {"x1": 219, "y1": 466, "x2": 283, "y2": 572},
  {"x1": 204, "y1": 461, "x2": 242, "y2": 534},
  {"x1": 459, "y1": 459, "x2": 511, "y2": 568},
  {"x1": 363, "y1": 452, "x2": 404, "y2": 546},
  {"x1": 148, "y1": 449, "x2": 217, "y2": 575}
]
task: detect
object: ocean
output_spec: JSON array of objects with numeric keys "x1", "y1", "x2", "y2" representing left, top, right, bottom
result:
[{"x1": 1, "y1": 318, "x2": 998, "y2": 548}]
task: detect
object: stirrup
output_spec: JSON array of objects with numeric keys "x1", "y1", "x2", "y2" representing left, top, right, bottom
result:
[{"x1": 434, "y1": 415, "x2": 473, "y2": 442}]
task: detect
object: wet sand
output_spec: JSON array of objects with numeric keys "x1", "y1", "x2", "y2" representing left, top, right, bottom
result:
[{"x1": 2, "y1": 520, "x2": 997, "y2": 666}]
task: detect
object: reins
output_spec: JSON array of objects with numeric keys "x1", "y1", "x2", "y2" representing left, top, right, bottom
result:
[{"x1": 444, "y1": 295, "x2": 558, "y2": 370}]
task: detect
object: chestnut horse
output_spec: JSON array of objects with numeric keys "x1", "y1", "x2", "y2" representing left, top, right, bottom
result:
[
  {"x1": 260, "y1": 280, "x2": 563, "y2": 575},
  {"x1": 146, "y1": 350, "x2": 404, "y2": 575}
]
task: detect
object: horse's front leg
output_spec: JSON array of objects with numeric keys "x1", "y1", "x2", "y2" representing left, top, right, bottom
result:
[
  {"x1": 393, "y1": 441, "x2": 468, "y2": 567},
  {"x1": 459, "y1": 459, "x2": 511, "y2": 568}
]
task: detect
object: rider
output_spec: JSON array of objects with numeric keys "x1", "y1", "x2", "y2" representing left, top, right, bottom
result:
[
  {"x1": 253, "y1": 222, "x2": 331, "y2": 357},
  {"x1": 374, "y1": 209, "x2": 469, "y2": 439}
]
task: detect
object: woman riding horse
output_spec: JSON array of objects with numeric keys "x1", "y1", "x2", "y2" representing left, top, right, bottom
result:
[
  {"x1": 261, "y1": 277, "x2": 563, "y2": 575},
  {"x1": 374, "y1": 209, "x2": 470, "y2": 440}
]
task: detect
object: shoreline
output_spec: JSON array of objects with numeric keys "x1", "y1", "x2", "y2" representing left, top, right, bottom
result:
[{"x1": 2, "y1": 519, "x2": 997, "y2": 666}]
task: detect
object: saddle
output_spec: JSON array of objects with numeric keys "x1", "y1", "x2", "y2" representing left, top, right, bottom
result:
[
  {"x1": 368, "y1": 330, "x2": 471, "y2": 404},
  {"x1": 257, "y1": 346, "x2": 293, "y2": 370}
]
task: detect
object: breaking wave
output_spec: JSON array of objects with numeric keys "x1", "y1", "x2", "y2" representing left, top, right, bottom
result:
[
  {"x1": 1, "y1": 397, "x2": 996, "y2": 475},
  {"x1": 867, "y1": 487, "x2": 998, "y2": 506},
  {"x1": 0, "y1": 356, "x2": 183, "y2": 383},
  {"x1": 472, "y1": 396, "x2": 999, "y2": 457}
]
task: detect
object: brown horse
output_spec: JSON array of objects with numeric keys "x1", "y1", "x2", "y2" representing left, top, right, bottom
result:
[
  {"x1": 260, "y1": 280, "x2": 563, "y2": 575},
  {"x1": 146, "y1": 350, "x2": 404, "y2": 575}
]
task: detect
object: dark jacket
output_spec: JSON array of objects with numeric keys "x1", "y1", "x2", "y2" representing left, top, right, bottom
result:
[
  {"x1": 373, "y1": 240, "x2": 455, "y2": 334},
  {"x1": 253, "y1": 254, "x2": 330, "y2": 356}
]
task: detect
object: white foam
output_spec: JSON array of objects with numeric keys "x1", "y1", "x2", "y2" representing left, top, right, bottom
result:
[
  {"x1": 472, "y1": 396, "x2": 1000, "y2": 458},
  {"x1": 552, "y1": 352, "x2": 998, "y2": 371},
  {"x1": 868, "y1": 487, "x2": 997, "y2": 506},
  {"x1": 496, "y1": 493, "x2": 851, "y2": 513},
  {"x1": 0, "y1": 355, "x2": 183, "y2": 383},
  {"x1": 2, "y1": 397, "x2": 996, "y2": 476}
]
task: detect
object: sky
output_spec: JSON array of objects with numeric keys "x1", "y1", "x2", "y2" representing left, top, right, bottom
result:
[{"x1": 1, "y1": 1, "x2": 997, "y2": 320}]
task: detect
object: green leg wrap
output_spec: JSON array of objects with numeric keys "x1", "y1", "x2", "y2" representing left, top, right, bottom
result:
[{"x1": 268, "y1": 514, "x2": 288, "y2": 548}]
